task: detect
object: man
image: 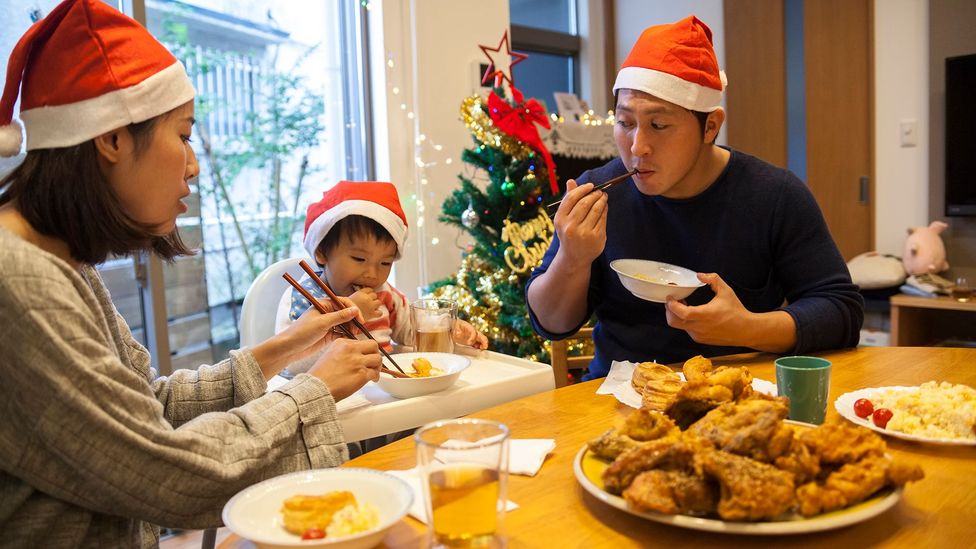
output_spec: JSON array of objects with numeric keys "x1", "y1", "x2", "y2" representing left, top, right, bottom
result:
[{"x1": 526, "y1": 16, "x2": 863, "y2": 380}]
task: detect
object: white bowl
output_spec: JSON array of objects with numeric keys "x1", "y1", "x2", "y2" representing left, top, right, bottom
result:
[
  {"x1": 375, "y1": 352, "x2": 471, "y2": 399},
  {"x1": 222, "y1": 468, "x2": 412, "y2": 549},
  {"x1": 610, "y1": 259, "x2": 705, "y2": 303}
]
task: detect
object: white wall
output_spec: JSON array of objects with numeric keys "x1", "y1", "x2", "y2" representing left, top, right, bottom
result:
[
  {"x1": 874, "y1": 0, "x2": 929, "y2": 255},
  {"x1": 613, "y1": 0, "x2": 727, "y2": 145},
  {"x1": 370, "y1": 0, "x2": 510, "y2": 298}
]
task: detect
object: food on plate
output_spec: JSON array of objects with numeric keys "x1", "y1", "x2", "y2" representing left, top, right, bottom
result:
[
  {"x1": 865, "y1": 381, "x2": 976, "y2": 441},
  {"x1": 682, "y1": 355, "x2": 714, "y2": 382},
  {"x1": 587, "y1": 409, "x2": 680, "y2": 460},
  {"x1": 853, "y1": 398, "x2": 874, "y2": 418},
  {"x1": 409, "y1": 357, "x2": 445, "y2": 378},
  {"x1": 632, "y1": 273, "x2": 678, "y2": 285},
  {"x1": 665, "y1": 365, "x2": 756, "y2": 429},
  {"x1": 631, "y1": 362, "x2": 682, "y2": 411},
  {"x1": 596, "y1": 398, "x2": 924, "y2": 522},
  {"x1": 871, "y1": 408, "x2": 893, "y2": 429},
  {"x1": 280, "y1": 490, "x2": 379, "y2": 538}
]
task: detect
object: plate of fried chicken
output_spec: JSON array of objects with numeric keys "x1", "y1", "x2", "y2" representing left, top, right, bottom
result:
[{"x1": 577, "y1": 375, "x2": 924, "y2": 534}]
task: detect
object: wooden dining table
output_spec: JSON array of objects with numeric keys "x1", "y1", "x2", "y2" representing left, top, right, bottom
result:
[{"x1": 219, "y1": 346, "x2": 976, "y2": 548}]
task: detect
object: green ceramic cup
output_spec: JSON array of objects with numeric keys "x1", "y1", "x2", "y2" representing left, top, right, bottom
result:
[{"x1": 774, "y1": 356, "x2": 832, "y2": 424}]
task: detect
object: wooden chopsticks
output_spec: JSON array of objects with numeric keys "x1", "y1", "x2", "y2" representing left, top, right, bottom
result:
[
  {"x1": 545, "y1": 168, "x2": 640, "y2": 212},
  {"x1": 295, "y1": 260, "x2": 408, "y2": 375},
  {"x1": 282, "y1": 272, "x2": 409, "y2": 378}
]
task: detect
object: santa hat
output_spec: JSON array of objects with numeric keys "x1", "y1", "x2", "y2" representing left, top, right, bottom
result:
[
  {"x1": 303, "y1": 181, "x2": 408, "y2": 261},
  {"x1": 613, "y1": 15, "x2": 727, "y2": 112},
  {"x1": 0, "y1": 0, "x2": 195, "y2": 157}
]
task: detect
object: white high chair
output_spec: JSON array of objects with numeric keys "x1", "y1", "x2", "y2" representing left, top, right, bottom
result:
[{"x1": 238, "y1": 257, "x2": 305, "y2": 347}]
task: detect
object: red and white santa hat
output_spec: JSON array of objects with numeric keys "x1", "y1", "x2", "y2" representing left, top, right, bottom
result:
[
  {"x1": 303, "y1": 181, "x2": 409, "y2": 261},
  {"x1": 0, "y1": 0, "x2": 195, "y2": 157},
  {"x1": 613, "y1": 15, "x2": 727, "y2": 112}
]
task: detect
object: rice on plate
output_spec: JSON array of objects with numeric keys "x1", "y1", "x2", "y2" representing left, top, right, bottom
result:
[{"x1": 871, "y1": 381, "x2": 976, "y2": 441}]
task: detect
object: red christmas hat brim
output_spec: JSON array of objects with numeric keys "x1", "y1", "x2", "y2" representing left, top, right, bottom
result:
[
  {"x1": 21, "y1": 61, "x2": 194, "y2": 150},
  {"x1": 303, "y1": 199, "x2": 408, "y2": 261},
  {"x1": 613, "y1": 66, "x2": 727, "y2": 112}
]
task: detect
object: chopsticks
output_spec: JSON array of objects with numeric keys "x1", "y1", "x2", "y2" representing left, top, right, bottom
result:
[
  {"x1": 545, "y1": 168, "x2": 639, "y2": 212},
  {"x1": 296, "y1": 260, "x2": 408, "y2": 375},
  {"x1": 282, "y1": 272, "x2": 410, "y2": 378}
]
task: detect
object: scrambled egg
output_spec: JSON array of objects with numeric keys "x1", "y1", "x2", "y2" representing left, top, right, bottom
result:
[
  {"x1": 410, "y1": 357, "x2": 445, "y2": 378},
  {"x1": 873, "y1": 381, "x2": 976, "y2": 441}
]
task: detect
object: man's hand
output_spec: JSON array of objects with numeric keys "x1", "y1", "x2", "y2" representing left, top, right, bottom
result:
[
  {"x1": 664, "y1": 273, "x2": 797, "y2": 352},
  {"x1": 552, "y1": 180, "x2": 608, "y2": 267}
]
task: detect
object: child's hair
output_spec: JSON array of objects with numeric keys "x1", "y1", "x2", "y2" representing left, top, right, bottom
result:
[
  {"x1": 0, "y1": 111, "x2": 194, "y2": 264},
  {"x1": 316, "y1": 214, "x2": 398, "y2": 259}
]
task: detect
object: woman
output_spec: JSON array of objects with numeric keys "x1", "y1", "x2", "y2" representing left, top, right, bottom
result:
[{"x1": 0, "y1": 1, "x2": 380, "y2": 546}]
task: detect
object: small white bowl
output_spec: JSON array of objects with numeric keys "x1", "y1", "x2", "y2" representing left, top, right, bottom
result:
[
  {"x1": 375, "y1": 352, "x2": 471, "y2": 399},
  {"x1": 222, "y1": 468, "x2": 412, "y2": 549},
  {"x1": 610, "y1": 259, "x2": 705, "y2": 303}
]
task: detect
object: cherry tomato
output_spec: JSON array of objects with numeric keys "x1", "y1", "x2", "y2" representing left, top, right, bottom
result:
[
  {"x1": 872, "y1": 408, "x2": 893, "y2": 428},
  {"x1": 853, "y1": 398, "x2": 874, "y2": 418},
  {"x1": 302, "y1": 528, "x2": 326, "y2": 540}
]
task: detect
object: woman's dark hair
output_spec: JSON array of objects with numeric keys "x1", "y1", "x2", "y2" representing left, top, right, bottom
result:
[
  {"x1": 0, "y1": 114, "x2": 194, "y2": 264},
  {"x1": 316, "y1": 215, "x2": 398, "y2": 259}
]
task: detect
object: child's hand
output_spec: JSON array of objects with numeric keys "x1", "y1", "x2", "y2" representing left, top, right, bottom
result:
[
  {"x1": 452, "y1": 319, "x2": 489, "y2": 350},
  {"x1": 349, "y1": 287, "x2": 383, "y2": 320}
]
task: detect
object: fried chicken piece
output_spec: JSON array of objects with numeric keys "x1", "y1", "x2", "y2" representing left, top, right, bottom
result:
[
  {"x1": 682, "y1": 355, "x2": 714, "y2": 382},
  {"x1": 623, "y1": 469, "x2": 718, "y2": 515},
  {"x1": 602, "y1": 438, "x2": 698, "y2": 495},
  {"x1": 624, "y1": 408, "x2": 680, "y2": 441},
  {"x1": 706, "y1": 366, "x2": 754, "y2": 400},
  {"x1": 587, "y1": 410, "x2": 680, "y2": 460},
  {"x1": 696, "y1": 449, "x2": 796, "y2": 521},
  {"x1": 796, "y1": 452, "x2": 925, "y2": 517},
  {"x1": 665, "y1": 380, "x2": 734, "y2": 429},
  {"x1": 773, "y1": 436, "x2": 821, "y2": 485},
  {"x1": 798, "y1": 417, "x2": 886, "y2": 464},
  {"x1": 688, "y1": 399, "x2": 793, "y2": 462}
]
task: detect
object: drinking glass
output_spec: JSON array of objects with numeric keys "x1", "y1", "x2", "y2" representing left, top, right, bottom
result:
[
  {"x1": 775, "y1": 356, "x2": 832, "y2": 424},
  {"x1": 951, "y1": 277, "x2": 972, "y2": 303},
  {"x1": 415, "y1": 419, "x2": 509, "y2": 548},
  {"x1": 411, "y1": 298, "x2": 457, "y2": 353}
]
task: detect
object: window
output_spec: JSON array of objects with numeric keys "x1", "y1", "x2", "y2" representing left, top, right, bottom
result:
[
  {"x1": 509, "y1": 0, "x2": 580, "y2": 112},
  {"x1": 0, "y1": 0, "x2": 371, "y2": 372}
]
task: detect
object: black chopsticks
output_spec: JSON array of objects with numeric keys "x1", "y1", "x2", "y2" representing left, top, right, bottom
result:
[{"x1": 545, "y1": 168, "x2": 639, "y2": 212}]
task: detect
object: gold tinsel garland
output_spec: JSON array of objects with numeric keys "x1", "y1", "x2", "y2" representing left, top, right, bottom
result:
[{"x1": 460, "y1": 94, "x2": 536, "y2": 160}]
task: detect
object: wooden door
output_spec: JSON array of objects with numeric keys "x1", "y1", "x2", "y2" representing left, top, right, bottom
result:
[{"x1": 804, "y1": 0, "x2": 874, "y2": 260}]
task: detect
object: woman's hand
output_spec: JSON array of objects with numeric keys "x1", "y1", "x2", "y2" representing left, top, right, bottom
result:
[
  {"x1": 349, "y1": 287, "x2": 383, "y2": 320},
  {"x1": 250, "y1": 297, "x2": 365, "y2": 379},
  {"x1": 307, "y1": 338, "x2": 382, "y2": 401},
  {"x1": 452, "y1": 319, "x2": 489, "y2": 350}
]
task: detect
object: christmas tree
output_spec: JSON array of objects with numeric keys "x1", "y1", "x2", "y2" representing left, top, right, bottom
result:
[{"x1": 428, "y1": 36, "x2": 562, "y2": 361}]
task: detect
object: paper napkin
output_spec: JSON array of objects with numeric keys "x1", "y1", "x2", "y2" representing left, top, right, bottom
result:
[{"x1": 435, "y1": 438, "x2": 556, "y2": 477}]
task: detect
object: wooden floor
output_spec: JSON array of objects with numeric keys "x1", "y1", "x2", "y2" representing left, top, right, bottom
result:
[{"x1": 160, "y1": 528, "x2": 231, "y2": 549}]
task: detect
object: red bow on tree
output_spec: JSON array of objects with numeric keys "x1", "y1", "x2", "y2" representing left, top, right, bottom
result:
[{"x1": 487, "y1": 86, "x2": 558, "y2": 194}]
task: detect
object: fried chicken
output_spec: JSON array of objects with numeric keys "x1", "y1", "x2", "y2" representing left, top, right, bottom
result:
[
  {"x1": 688, "y1": 398, "x2": 793, "y2": 462},
  {"x1": 696, "y1": 449, "x2": 796, "y2": 521},
  {"x1": 682, "y1": 355, "x2": 714, "y2": 382},
  {"x1": 587, "y1": 409, "x2": 680, "y2": 460},
  {"x1": 623, "y1": 469, "x2": 718, "y2": 515},
  {"x1": 797, "y1": 417, "x2": 886, "y2": 464},
  {"x1": 773, "y1": 436, "x2": 821, "y2": 485},
  {"x1": 796, "y1": 455, "x2": 895, "y2": 516},
  {"x1": 602, "y1": 438, "x2": 699, "y2": 495},
  {"x1": 665, "y1": 380, "x2": 734, "y2": 429}
]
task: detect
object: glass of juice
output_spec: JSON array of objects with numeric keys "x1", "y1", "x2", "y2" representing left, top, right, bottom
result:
[
  {"x1": 415, "y1": 419, "x2": 509, "y2": 548},
  {"x1": 411, "y1": 298, "x2": 458, "y2": 353}
]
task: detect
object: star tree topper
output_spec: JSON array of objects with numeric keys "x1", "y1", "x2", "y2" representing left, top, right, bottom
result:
[{"x1": 479, "y1": 30, "x2": 528, "y2": 88}]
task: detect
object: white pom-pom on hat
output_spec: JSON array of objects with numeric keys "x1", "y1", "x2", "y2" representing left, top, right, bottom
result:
[{"x1": 0, "y1": 119, "x2": 23, "y2": 157}]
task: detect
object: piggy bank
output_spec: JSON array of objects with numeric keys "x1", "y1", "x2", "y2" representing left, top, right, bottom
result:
[{"x1": 903, "y1": 221, "x2": 949, "y2": 275}]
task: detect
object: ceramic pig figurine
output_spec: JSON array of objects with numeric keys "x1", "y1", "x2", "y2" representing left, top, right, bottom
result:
[{"x1": 903, "y1": 221, "x2": 950, "y2": 275}]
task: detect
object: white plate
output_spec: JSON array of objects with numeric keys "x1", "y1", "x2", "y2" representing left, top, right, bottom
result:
[
  {"x1": 222, "y1": 468, "x2": 412, "y2": 549},
  {"x1": 572, "y1": 444, "x2": 902, "y2": 535},
  {"x1": 834, "y1": 386, "x2": 976, "y2": 446}
]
